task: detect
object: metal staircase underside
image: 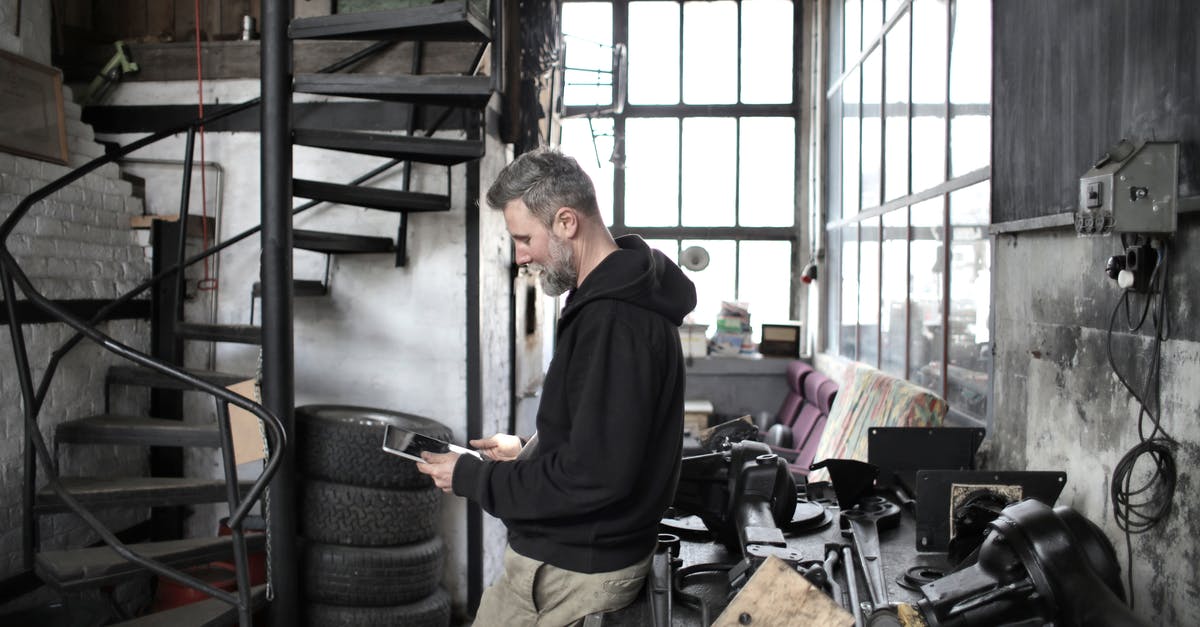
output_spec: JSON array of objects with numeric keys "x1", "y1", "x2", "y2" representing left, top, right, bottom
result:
[{"x1": 5, "y1": 0, "x2": 494, "y2": 622}]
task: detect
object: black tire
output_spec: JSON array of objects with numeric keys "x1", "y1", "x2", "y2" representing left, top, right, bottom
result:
[
  {"x1": 305, "y1": 589, "x2": 451, "y2": 627},
  {"x1": 302, "y1": 537, "x2": 444, "y2": 606},
  {"x1": 300, "y1": 479, "x2": 441, "y2": 546},
  {"x1": 296, "y1": 404, "x2": 453, "y2": 490}
]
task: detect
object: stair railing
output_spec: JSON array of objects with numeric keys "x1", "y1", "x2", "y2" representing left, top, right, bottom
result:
[{"x1": 0, "y1": 41, "x2": 406, "y2": 622}]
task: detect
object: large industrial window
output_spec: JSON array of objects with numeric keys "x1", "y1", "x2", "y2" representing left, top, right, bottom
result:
[
  {"x1": 559, "y1": 0, "x2": 800, "y2": 340},
  {"x1": 824, "y1": 0, "x2": 991, "y2": 424}
]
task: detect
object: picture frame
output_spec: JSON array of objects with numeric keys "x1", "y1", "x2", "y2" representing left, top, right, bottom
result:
[{"x1": 0, "y1": 49, "x2": 69, "y2": 165}]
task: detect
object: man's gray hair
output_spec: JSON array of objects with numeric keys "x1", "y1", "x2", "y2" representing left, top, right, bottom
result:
[{"x1": 486, "y1": 148, "x2": 600, "y2": 226}]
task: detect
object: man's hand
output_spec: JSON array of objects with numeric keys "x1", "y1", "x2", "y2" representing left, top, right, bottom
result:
[
  {"x1": 416, "y1": 451, "x2": 460, "y2": 493},
  {"x1": 469, "y1": 433, "x2": 523, "y2": 461}
]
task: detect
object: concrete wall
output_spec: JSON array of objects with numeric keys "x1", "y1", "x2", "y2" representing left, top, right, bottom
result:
[
  {"x1": 990, "y1": 1, "x2": 1200, "y2": 623},
  {"x1": 0, "y1": 9, "x2": 152, "y2": 607},
  {"x1": 991, "y1": 226, "x2": 1200, "y2": 626}
]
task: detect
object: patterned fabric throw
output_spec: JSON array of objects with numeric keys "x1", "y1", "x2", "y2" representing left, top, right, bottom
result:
[{"x1": 808, "y1": 363, "x2": 948, "y2": 482}]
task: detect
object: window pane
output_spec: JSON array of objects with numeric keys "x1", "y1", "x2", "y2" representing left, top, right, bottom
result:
[
  {"x1": 909, "y1": 196, "x2": 944, "y2": 396},
  {"x1": 863, "y1": 0, "x2": 884, "y2": 34},
  {"x1": 826, "y1": 228, "x2": 843, "y2": 353},
  {"x1": 947, "y1": 181, "x2": 990, "y2": 419},
  {"x1": 827, "y1": 87, "x2": 845, "y2": 222},
  {"x1": 625, "y1": 118, "x2": 680, "y2": 227},
  {"x1": 883, "y1": 12, "x2": 910, "y2": 201},
  {"x1": 844, "y1": 0, "x2": 862, "y2": 63},
  {"x1": 739, "y1": 117, "x2": 796, "y2": 227},
  {"x1": 683, "y1": 1, "x2": 738, "y2": 104},
  {"x1": 629, "y1": 2, "x2": 680, "y2": 104},
  {"x1": 880, "y1": 207, "x2": 908, "y2": 376},
  {"x1": 840, "y1": 225, "x2": 860, "y2": 358},
  {"x1": 859, "y1": 218, "x2": 881, "y2": 367},
  {"x1": 842, "y1": 66, "x2": 861, "y2": 217},
  {"x1": 861, "y1": 48, "x2": 883, "y2": 208},
  {"x1": 644, "y1": 238, "x2": 679, "y2": 260},
  {"x1": 911, "y1": 0, "x2": 947, "y2": 105},
  {"x1": 911, "y1": 0, "x2": 947, "y2": 192},
  {"x1": 682, "y1": 118, "x2": 736, "y2": 226},
  {"x1": 682, "y1": 239, "x2": 737, "y2": 333},
  {"x1": 562, "y1": 3, "x2": 614, "y2": 107},
  {"x1": 738, "y1": 240, "x2": 793, "y2": 342},
  {"x1": 949, "y1": 0, "x2": 991, "y2": 177},
  {"x1": 740, "y1": 0, "x2": 793, "y2": 104},
  {"x1": 559, "y1": 118, "x2": 616, "y2": 225}
]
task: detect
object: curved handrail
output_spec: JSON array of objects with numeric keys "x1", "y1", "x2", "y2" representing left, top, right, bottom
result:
[{"x1": 0, "y1": 40, "x2": 401, "y2": 616}]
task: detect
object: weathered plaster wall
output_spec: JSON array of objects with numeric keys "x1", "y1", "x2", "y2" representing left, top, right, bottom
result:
[
  {"x1": 95, "y1": 75, "x2": 502, "y2": 613},
  {"x1": 476, "y1": 99, "x2": 513, "y2": 601},
  {"x1": 991, "y1": 225, "x2": 1200, "y2": 626},
  {"x1": 992, "y1": 2, "x2": 1200, "y2": 623}
]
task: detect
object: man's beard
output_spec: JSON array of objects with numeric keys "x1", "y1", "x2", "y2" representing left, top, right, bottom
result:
[{"x1": 535, "y1": 234, "x2": 577, "y2": 297}]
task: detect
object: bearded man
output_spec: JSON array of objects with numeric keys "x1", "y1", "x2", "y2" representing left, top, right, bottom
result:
[{"x1": 417, "y1": 148, "x2": 697, "y2": 626}]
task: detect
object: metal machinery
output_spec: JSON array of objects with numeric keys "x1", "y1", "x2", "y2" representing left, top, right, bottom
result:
[{"x1": 654, "y1": 429, "x2": 1150, "y2": 627}]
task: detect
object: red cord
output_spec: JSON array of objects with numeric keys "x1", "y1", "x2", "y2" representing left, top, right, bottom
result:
[{"x1": 194, "y1": 1, "x2": 216, "y2": 291}]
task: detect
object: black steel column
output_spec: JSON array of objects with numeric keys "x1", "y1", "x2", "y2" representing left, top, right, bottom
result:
[
  {"x1": 466, "y1": 109, "x2": 484, "y2": 614},
  {"x1": 261, "y1": 0, "x2": 298, "y2": 624}
]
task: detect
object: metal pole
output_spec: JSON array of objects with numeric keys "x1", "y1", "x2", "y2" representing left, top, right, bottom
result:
[{"x1": 261, "y1": 0, "x2": 298, "y2": 624}]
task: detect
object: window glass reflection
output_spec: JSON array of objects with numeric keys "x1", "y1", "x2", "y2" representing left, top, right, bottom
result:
[
  {"x1": 682, "y1": 118, "x2": 737, "y2": 226},
  {"x1": 909, "y1": 196, "x2": 944, "y2": 396},
  {"x1": 562, "y1": 2, "x2": 614, "y2": 107},
  {"x1": 946, "y1": 182, "x2": 990, "y2": 419},
  {"x1": 559, "y1": 118, "x2": 616, "y2": 225},
  {"x1": 859, "y1": 218, "x2": 881, "y2": 366},
  {"x1": 740, "y1": 117, "x2": 796, "y2": 227},
  {"x1": 861, "y1": 49, "x2": 883, "y2": 208},
  {"x1": 840, "y1": 225, "x2": 860, "y2": 358},
  {"x1": 741, "y1": 0, "x2": 794, "y2": 103},
  {"x1": 739, "y1": 240, "x2": 793, "y2": 342},
  {"x1": 880, "y1": 207, "x2": 908, "y2": 376},
  {"x1": 884, "y1": 12, "x2": 910, "y2": 201},
  {"x1": 683, "y1": 1, "x2": 738, "y2": 104},
  {"x1": 629, "y1": 2, "x2": 680, "y2": 104},
  {"x1": 624, "y1": 118, "x2": 680, "y2": 226},
  {"x1": 682, "y1": 239, "x2": 737, "y2": 332}
]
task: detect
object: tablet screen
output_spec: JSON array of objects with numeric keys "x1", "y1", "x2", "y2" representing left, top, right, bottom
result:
[{"x1": 382, "y1": 425, "x2": 480, "y2": 462}]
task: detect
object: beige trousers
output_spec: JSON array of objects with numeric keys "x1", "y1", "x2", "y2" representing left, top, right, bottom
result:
[{"x1": 471, "y1": 546, "x2": 652, "y2": 627}]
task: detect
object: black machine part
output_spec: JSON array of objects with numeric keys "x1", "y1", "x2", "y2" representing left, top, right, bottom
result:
[
  {"x1": 673, "y1": 441, "x2": 798, "y2": 553},
  {"x1": 918, "y1": 499, "x2": 1148, "y2": 627}
]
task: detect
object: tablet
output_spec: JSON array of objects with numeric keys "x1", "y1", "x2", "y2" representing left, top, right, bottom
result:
[{"x1": 382, "y1": 425, "x2": 481, "y2": 463}]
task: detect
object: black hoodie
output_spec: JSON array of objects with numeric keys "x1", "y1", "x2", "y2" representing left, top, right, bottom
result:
[{"x1": 453, "y1": 235, "x2": 697, "y2": 573}]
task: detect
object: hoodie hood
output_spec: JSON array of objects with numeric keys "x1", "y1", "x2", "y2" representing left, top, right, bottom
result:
[{"x1": 560, "y1": 235, "x2": 697, "y2": 328}]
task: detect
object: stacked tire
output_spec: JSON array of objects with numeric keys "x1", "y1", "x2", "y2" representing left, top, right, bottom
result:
[{"x1": 296, "y1": 405, "x2": 453, "y2": 627}]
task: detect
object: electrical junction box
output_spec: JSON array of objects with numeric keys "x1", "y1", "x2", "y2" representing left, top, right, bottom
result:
[{"x1": 1076, "y1": 140, "x2": 1178, "y2": 235}]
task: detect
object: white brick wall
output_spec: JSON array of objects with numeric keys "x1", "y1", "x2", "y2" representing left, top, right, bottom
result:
[{"x1": 0, "y1": 82, "x2": 153, "y2": 601}]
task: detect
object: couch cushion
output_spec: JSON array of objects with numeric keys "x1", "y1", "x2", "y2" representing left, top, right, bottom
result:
[
  {"x1": 774, "y1": 361, "x2": 815, "y2": 428},
  {"x1": 808, "y1": 364, "x2": 947, "y2": 481}
]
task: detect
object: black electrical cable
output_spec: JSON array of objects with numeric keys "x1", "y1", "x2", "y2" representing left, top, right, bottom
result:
[{"x1": 1104, "y1": 239, "x2": 1177, "y2": 611}]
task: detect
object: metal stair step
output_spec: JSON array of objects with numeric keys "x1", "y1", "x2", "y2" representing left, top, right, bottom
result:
[
  {"x1": 106, "y1": 365, "x2": 249, "y2": 391},
  {"x1": 55, "y1": 415, "x2": 220, "y2": 448},
  {"x1": 175, "y1": 322, "x2": 263, "y2": 345},
  {"x1": 36, "y1": 477, "x2": 255, "y2": 513},
  {"x1": 252, "y1": 279, "x2": 328, "y2": 299},
  {"x1": 293, "y1": 178, "x2": 451, "y2": 213},
  {"x1": 293, "y1": 128, "x2": 485, "y2": 164},
  {"x1": 289, "y1": 3, "x2": 490, "y2": 42},
  {"x1": 110, "y1": 583, "x2": 269, "y2": 627},
  {"x1": 35, "y1": 536, "x2": 265, "y2": 591},
  {"x1": 293, "y1": 73, "x2": 491, "y2": 107},
  {"x1": 294, "y1": 229, "x2": 395, "y2": 254}
]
